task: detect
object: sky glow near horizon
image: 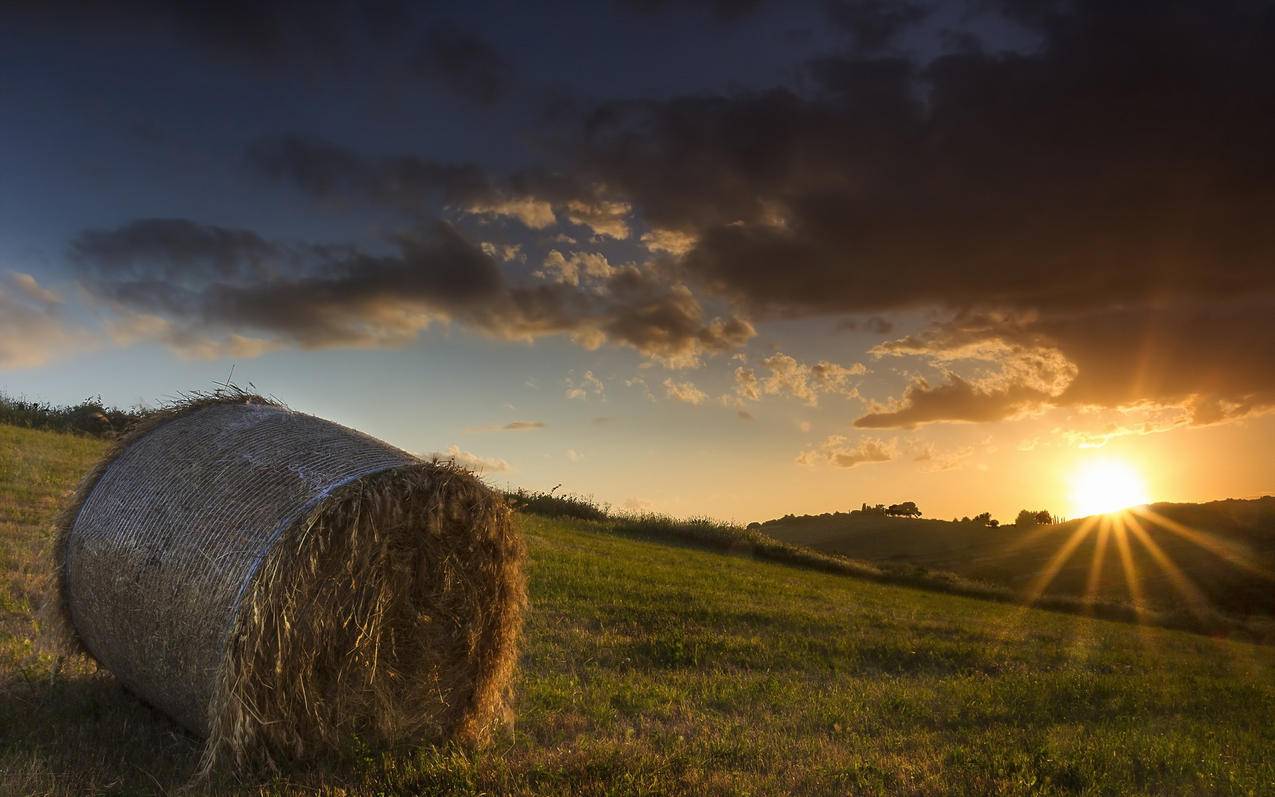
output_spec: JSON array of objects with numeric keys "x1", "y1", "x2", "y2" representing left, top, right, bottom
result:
[{"x1": 1, "y1": 1, "x2": 1272, "y2": 523}]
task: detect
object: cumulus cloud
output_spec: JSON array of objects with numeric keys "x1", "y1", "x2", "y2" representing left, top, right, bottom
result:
[
  {"x1": 480, "y1": 242, "x2": 524, "y2": 262},
  {"x1": 430, "y1": 444, "x2": 510, "y2": 473},
  {"x1": 640, "y1": 228, "x2": 697, "y2": 256},
  {"x1": 463, "y1": 196, "x2": 557, "y2": 229},
  {"x1": 68, "y1": 218, "x2": 753, "y2": 366},
  {"x1": 564, "y1": 370, "x2": 605, "y2": 400},
  {"x1": 565, "y1": 2, "x2": 1275, "y2": 421},
  {"x1": 857, "y1": 321, "x2": 1077, "y2": 427},
  {"x1": 732, "y1": 353, "x2": 866, "y2": 407},
  {"x1": 663, "y1": 377, "x2": 708, "y2": 405},
  {"x1": 858, "y1": 303, "x2": 1275, "y2": 428},
  {"x1": 796, "y1": 435, "x2": 896, "y2": 468},
  {"x1": 564, "y1": 199, "x2": 631, "y2": 239},
  {"x1": 537, "y1": 250, "x2": 616, "y2": 286},
  {"x1": 855, "y1": 375, "x2": 1053, "y2": 429},
  {"x1": 0, "y1": 272, "x2": 79, "y2": 369}
]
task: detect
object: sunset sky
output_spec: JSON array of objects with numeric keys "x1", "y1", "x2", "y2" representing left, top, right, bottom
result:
[{"x1": 2, "y1": 1, "x2": 1272, "y2": 523}]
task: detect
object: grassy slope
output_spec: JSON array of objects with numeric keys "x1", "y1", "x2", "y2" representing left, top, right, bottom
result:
[
  {"x1": 0, "y1": 425, "x2": 1272, "y2": 795},
  {"x1": 762, "y1": 504, "x2": 1275, "y2": 617}
]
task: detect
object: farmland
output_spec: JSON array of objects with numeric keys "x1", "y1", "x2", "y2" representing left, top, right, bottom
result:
[{"x1": 1, "y1": 424, "x2": 1272, "y2": 795}]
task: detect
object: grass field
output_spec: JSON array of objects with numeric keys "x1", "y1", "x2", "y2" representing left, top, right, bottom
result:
[
  {"x1": 760, "y1": 503, "x2": 1275, "y2": 621},
  {"x1": 2, "y1": 424, "x2": 1273, "y2": 795}
]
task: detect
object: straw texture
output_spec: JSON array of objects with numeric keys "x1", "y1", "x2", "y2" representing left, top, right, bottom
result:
[{"x1": 45, "y1": 396, "x2": 525, "y2": 770}]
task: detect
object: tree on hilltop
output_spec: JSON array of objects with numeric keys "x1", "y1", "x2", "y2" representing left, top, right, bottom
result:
[{"x1": 1015, "y1": 509, "x2": 1054, "y2": 527}]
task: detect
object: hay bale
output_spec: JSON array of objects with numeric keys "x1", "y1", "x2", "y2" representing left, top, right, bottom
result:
[{"x1": 43, "y1": 394, "x2": 526, "y2": 770}]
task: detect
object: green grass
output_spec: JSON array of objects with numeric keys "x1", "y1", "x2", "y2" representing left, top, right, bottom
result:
[{"x1": 1, "y1": 424, "x2": 1273, "y2": 795}]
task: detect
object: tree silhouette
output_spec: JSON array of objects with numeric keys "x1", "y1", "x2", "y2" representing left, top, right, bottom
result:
[
  {"x1": 886, "y1": 501, "x2": 921, "y2": 518},
  {"x1": 1015, "y1": 509, "x2": 1055, "y2": 527}
]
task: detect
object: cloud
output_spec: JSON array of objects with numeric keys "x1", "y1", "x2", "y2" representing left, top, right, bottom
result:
[
  {"x1": 858, "y1": 303, "x2": 1275, "y2": 428},
  {"x1": 640, "y1": 228, "x2": 697, "y2": 256},
  {"x1": 10, "y1": 272, "x2": 60, "y2": 304},
  {"x1": 410, "y1": 20, "x2": 513, "y2": 104},
  {"x1": 464, "y1": 196, "x2": 557, "y2": 229},
  {"x1": 663, "y1": 378, "x2": 708, "y2": 405},
  {"x1": 246, "y1": 136, "x2": 494, "y2": 216},
  {"x1": 856, "y1": 322, "x2": 1077, "y2": 427},
  {"x1": 0, "y1": 272, "x2": 79, "y2": 369},
  {"x1": 480, "y1": 242, "x2": 524, "y2": 262},
  {"x1": 626, "y1": 376, "x2": 656, "y2": 402},
  {"x1": 537, "y1": 250, "x2": 616, "y2": 286},
  {"x1": 619, "y1": 0, "x2": 767, "y2": 23},
  {"x1": 908, "y1": 440, "x2": 977, "y2": 472},
  {"x1": 562, "y1": 3, "x2": 1275, "y2": 420},
  {"x1": 823, "y1": 0, "x2": 931, "y2": 52},
  {"x1": 564, "y1": 199, "x2": 631, "y2": 239},
  {"x1": 0, "y1": 1, "x2": 394, "y2": 69},
  {"x1": 565, "y1": 448, "x2": 584, "y2": 463},
  {"x1": 430, "y1": 444, "x2": 510, "y2": 473},
  {"x1": 855, "y1": 374, "x2": 1052, "y2": 429},
  {"x1": 68, "y1": 218, "x2": 754, "y2": 366},
  {"x1": 796, "y1": 435, "x2": 896, "y2": 468},
  {"x1": 733, "y1": 353, "x2": 866, "y2": 407},
  {"x1": 837, "y1": 315, "x2": 894, "y2": 334},
  {"x1": 467, "y1": 420, "x2": 545, "y2": 433},
  {"x1": 564, "y1": 370, "x2": 605, "y2": 400}
]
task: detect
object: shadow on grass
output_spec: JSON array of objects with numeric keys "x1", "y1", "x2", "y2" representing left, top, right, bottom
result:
[{"x1": 0, "y1": 664, "x2": 205, "y2": 794}]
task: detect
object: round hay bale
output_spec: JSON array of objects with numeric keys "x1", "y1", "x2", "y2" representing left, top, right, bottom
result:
[{"x1": 43, "y1": 394, "x2": 526, "y2": 770}]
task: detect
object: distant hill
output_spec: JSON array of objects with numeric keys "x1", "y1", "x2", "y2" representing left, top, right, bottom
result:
[{"x1": 757, "y1": 498, "x2": 1275, "y2": 618}]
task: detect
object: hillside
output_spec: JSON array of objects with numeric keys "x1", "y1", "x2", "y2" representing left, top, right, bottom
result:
[
  {"x1": 759, "y1": 500, "x2": 1275, "y2": 619},
  {"x1": 1, "y1": 424, "x2": 1273, "y2": 795}
]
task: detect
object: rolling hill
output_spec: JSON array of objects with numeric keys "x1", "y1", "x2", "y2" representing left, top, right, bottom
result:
[
  {"x1": 1, "y1": 423, "x2": 1273, "y2": 794},
  {"x1": 758, "y1": 500, "x2": 1275, "y2": 620}
]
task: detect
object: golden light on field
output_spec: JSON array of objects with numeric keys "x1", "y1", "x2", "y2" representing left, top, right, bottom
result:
[{"x1": 1068, "y1": 458, "x2": 1150, "y2": 518}]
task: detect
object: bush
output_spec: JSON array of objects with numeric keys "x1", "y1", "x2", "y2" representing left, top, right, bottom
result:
[
  {"x1": 504, "y1": 488, "x2": 609, "y2": 522},
  {"x1": 0, "y1": 393, "x2": 145, "y2": 438}
]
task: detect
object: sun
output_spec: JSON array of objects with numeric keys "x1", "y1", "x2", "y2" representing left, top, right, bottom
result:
[{"x1": 1069, "y1": 458, "x2": 1151, "y2": 518}]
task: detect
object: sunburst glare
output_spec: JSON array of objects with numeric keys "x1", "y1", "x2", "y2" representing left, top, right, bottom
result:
[{"x1": 1069, "y1": 458, "x2": 1150, "y2": 517}]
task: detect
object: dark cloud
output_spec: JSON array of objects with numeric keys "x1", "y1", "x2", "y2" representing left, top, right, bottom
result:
[
  {"x1": 854, "y1": 375, "x2": 1050, "y2": 429},
  {"x1": 823, "y1": 0, "x2": 931, "y2": 51},
  {"x1": 245, "y1": 136, "x2": 494, "y2": 213},
  {"x1": 0, "y1": 1, "x2": 392, "y2": 68},
  {"x1": 69, "y1": 218, "x2": 752, "y2": 365},
  {"x1": 857, "y1": 302, "x2": 1275, "y2": 427},
  {"x1": 501, "y1": 421, "x2": 545, "y2": 431},
  {"x1": 837, "y1": 315, "x2": 894, "y2": 334},
  {"x1": 244, "y1": 136, "x2": 609, "y2": 231},
  {"x1": 619, "y1": 0, "x2": 768, "y2": 23},
  {"x1": 565, "y1": 1, "x2": 1275, "y2": 419},
  {"x1": 411, "y1": 21, "x2": 513, "y2": 105}
]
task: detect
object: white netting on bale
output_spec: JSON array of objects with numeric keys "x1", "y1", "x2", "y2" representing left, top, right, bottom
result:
[{"x1": 44, "y1": 396, "x2": 526, "y2": 770}]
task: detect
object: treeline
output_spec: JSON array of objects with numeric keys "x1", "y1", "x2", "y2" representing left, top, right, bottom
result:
[
  {"x1": 755, "y1": 506, "x2": 1061, "y2": 529},
  {"x1": 0, "y1": 393, "x2": 144, "y2": 438}
]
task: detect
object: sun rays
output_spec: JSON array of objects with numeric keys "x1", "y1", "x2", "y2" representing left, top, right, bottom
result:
[
  {"x1": 1069, "y1": 458, "x2": 1151, "y2": 518},
  {"x1": 1022, "y1": 504, "x2": 1273, "y2": 627}
]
